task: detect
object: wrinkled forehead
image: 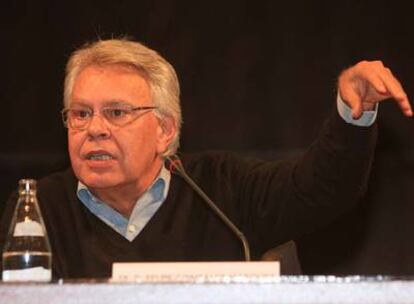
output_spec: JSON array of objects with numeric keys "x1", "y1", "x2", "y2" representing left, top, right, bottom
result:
[{"x1": 76, "y1": 62, "x2": 150, "y2": 82}]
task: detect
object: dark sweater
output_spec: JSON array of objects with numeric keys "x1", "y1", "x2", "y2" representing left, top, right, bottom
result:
[{"x1": 0, "y1": 112, "x2": 377, "y2": 279}]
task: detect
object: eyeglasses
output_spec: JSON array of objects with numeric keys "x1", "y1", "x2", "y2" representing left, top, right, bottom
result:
[{"x1": 61, "y1": 105, "x2": 158, "y2": 130}]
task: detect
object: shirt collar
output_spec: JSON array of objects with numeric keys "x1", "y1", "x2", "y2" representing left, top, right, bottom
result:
[{"x1": 77, "y1": 164, "x2": 171, "y2": 241}]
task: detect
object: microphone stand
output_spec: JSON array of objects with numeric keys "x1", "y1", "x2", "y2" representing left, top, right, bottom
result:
[{"x1": 166, "y1": 155, "x2": 251, "y2": 261}]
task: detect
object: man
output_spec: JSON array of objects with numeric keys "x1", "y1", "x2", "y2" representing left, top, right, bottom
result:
[{"x1": 0, "y1": 39, "x2": 411, "y2": 278}]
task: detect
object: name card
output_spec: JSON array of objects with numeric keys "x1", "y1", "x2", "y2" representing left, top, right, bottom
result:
[{"x1": 112, "y1": 261, "x2": 279, "y2": 283}]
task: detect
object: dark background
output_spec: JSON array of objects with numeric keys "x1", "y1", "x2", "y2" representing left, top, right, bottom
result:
[{"x1": 2, "y1": 0, "x2": 414, "y2": 275}]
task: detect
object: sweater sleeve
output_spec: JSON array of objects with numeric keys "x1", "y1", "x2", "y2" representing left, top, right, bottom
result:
[{"x1": 230, "y1": 109, "x2": 377, "y2": 255}]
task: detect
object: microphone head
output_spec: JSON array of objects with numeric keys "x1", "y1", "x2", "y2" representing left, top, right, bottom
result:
[{"x1": 165, "y1": 155, "x2": 185, "y2": 174}]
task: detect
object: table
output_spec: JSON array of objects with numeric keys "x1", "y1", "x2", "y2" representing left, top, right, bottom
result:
[{"x1": 1, "y1": 276, "x2": 414, "y2": 304}]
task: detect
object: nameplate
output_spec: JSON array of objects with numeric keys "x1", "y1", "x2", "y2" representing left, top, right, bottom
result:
[{"x1": 112, "y1": 261, "x2": 280, "y2": 283}]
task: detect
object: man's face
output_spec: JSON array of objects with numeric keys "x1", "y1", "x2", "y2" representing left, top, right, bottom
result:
[{"x1": 68, "y1": 64, "x2": 173, "y2": 193}]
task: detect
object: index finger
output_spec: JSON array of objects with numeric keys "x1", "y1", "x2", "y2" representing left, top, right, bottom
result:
[{"x1": 378, "y1": 69, "x2": 412, "y2": 116}]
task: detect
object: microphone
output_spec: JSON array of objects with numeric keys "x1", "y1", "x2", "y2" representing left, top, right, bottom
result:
[{"x1": 165, "y1": 155, "x2": 251, "y2": 261}]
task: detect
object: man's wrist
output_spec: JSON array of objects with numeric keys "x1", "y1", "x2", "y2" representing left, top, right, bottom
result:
[{"x1": 337, "y1": 93, "x2": 378, "y2": 127}]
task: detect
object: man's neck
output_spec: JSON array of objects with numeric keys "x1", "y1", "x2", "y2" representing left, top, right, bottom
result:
[{"x1": 89, "y1": 162, "x2": 164, "y2": 218}]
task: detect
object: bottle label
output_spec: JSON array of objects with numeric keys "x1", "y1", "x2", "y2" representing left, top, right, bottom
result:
[
  {"x1": 2, "y1": 267, "x2": 51, "y2": 282},
  {"x1": 13, "y1": 219, "x2": 44, "y2": 237}
]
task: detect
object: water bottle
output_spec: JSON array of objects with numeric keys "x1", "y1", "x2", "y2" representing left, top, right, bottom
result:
[{"x1": 2, "y1": 179, "x2": 52, "y2": 282}]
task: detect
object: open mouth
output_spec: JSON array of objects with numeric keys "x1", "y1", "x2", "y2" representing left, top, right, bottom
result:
[{"x1": 86, "y1": 152, "x2": 115, "y2": 161}]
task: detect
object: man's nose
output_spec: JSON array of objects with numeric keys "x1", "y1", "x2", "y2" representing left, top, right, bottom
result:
[{"x1": 86, "y1": 114, "x2": 110, "y2": 139}]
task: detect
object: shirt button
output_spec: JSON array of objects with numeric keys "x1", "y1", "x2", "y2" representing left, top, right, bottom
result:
[{"x1": 128, "y1": 225, "x2": 136, "y2": 233}]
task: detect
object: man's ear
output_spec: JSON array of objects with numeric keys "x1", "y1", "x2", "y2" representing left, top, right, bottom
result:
[{"x1": 156, "y1": 116, "x2": 177, "y2": 154}]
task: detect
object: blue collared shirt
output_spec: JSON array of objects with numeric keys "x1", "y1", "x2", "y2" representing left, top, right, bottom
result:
[
  {"x1": 76, "y1": 97, "x2": 377, "y2": 242},
  {"x1": 77, "y1": 165, "x2": 171, "y2": 242}
]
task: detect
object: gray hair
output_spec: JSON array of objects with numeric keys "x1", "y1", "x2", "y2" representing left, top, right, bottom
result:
[{"x1": 64, "y1": 38, "x2": 182, "y2": 156}]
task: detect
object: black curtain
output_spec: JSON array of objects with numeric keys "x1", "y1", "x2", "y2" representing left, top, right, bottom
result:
[{"x1": 2, "y1": 0, "x2": 414, "y2": 275}]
